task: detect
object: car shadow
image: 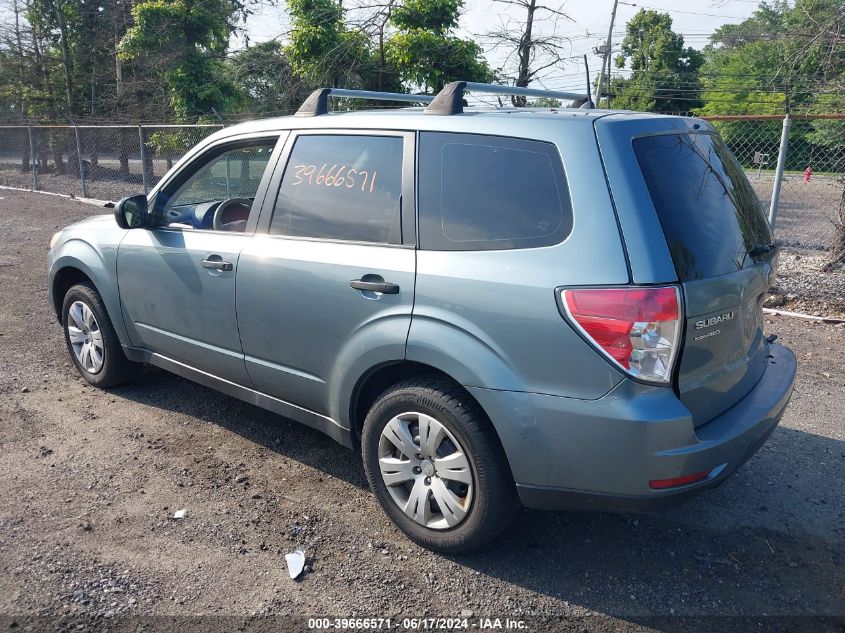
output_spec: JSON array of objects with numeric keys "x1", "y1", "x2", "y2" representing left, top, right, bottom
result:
[
  {"x1": 111, "y1": 367, "x2": 844, "y2": 622},
  {"x1": 114, "y1": 366, "x2": 370, "y2": 490}
]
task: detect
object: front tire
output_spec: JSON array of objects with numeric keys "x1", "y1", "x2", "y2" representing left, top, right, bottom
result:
[
  {"x1": 362, "y1": 375, "x2": 519, "y2": 553},
  {"x1": 62, "y1": 283, "x2": 135, "y2": 388}
]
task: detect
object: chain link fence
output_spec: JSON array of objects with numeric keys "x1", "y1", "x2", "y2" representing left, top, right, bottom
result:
[
  {"x1": 706, "y1": 114, "x2": 845, "y2": 263},
  {"x1": 1, "y1": 116, "x2": 844, "y2": 268},
  {"x1": 0, "y1": 124, "x2": 222, "y2": 201}
]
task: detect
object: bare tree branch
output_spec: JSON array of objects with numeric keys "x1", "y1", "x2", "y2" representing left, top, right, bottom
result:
[{"x1": 479, "y1": 0, "x2": 573, "y2": 105}]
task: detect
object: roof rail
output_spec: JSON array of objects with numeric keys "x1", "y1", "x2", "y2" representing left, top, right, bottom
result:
[
  {"x1": 296, "y1": 88, "x2": 435, "y2": 117},
  {"x1": 425, "y1": 81, "x2": 591, "y2": 116}
]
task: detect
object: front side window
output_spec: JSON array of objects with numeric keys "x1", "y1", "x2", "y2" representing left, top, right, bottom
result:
[
  {"x1": 418, "y1": 133, "x2": 573, "y2": 251},
  {"x1": 270, "y1": 134, "x2": 404, "y2": 244},
  {"x1": 159, "y1": 139, "x2": 278, "y2": 230}
]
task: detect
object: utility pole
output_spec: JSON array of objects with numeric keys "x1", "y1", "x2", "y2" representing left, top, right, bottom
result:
[{"x1": 599, "y1": 0, "x2": 619, "y2": 108}]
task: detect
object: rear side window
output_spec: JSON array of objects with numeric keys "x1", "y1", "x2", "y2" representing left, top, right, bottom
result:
[
  {"x1": 270, "y1": 134, "x2": 404, "y2": 244},
  {"x1": 633, "y1": 133, "x2": 772, "y2": 281},
  {"x1": 418, "y1": 133, "x2": 573, "y2": 250}
]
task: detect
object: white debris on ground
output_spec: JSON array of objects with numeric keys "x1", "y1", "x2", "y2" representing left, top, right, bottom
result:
[{"x1": 285, "y1": 550, "x2": 306, "y2": 579}]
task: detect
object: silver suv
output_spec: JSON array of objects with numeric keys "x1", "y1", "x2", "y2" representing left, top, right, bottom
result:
[{"x1": 47, "y1": 82, "x2": 796, "y2": 552}]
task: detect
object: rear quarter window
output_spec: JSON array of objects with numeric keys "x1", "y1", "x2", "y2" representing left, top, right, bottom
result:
[{"x1": 418, "y1": 133, "x2": 573, "y2": 250}]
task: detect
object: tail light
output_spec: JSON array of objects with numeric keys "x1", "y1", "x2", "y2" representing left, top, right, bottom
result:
[{"x1": 560, "y1": 286, "x2": 682, "y2": 384}]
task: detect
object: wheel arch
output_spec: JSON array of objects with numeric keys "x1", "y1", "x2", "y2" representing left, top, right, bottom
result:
[
  {"x1": 348, "y1": 361, "x2": 517, "y2": 485},
  {"x1": 51, "y1": 266, "x2": 96, "y2": 321},
  {"x1": 49, "y1": 247, "x2": 130, "y2": 346}
]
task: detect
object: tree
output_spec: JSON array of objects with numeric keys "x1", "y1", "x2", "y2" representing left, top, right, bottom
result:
[
  {"x1": 229, "y1": 41, "x2": 310, "y2": 115},
  {"x1": 699, "y1": 7, "x2": 788, "y2": 116},
  {"x1": 7, "y1": 0, "x2": 140, "y2": 120},
  {"x1": 0, "y1": 0, "x2": 28, "y2": 124},
  {"x1": 482, "y1": 0, "x2": 571, "y2": 106},
  {"x1": 385, "y1": 0, "x2": 491, "y2": 93},
  {"x1": 286, "y1": 0, "x2": 379, "y2": 91},
  {"x1": 777, "y1": 0, "x2": 845, "y2": 95},
  {"x1": 697, "y1": 1, "x2": 845, "y2": 125},
  {"x1": 611, "y1": 9, "x2": 704, "y2": 113},
  {"x1": 695, "y1": 3, "x2": 789, "y2": 161},
  {"x1": 119, "y1": 0, "x2": 246, "y2": 120}
]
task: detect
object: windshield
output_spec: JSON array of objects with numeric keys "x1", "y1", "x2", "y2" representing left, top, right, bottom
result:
[{"x1": 633, "y1": 132, "x2": 773, "y2": 281}]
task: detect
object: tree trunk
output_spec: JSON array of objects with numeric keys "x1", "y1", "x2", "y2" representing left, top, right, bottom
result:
[
  {"x1": 114, "y1": 0, "x2": 125, "y2": 117},
  {"x1": 119, "y1": 128, "x2": 129, "y2": 176},
  {"x1": 377, "y1": 1, "x2": 394, "y2": 92},
  {"x1": 512, "y1": 0, "x2": 536, "y2": 107},
  {"x1": 13, "y1": 0, "x2": 29, "y2": 171},
  {"x1": 83, "y1": 0, "x2": 99, "y2": 117},
  {"x1": 29, "y1": 16, "x2": 57, "y2": 171},
  {"x1": 114, "y1": 0, "x2": 130, "y2": 175},
  {"x1": 13, "y1": 0, "x2": 26, "y2": 118},
  {"x1": 140, "y1": 128, "x2": 153, "y2": 182},
  {"x1": 20, "y1": 132, "x2": 31, "y2": 173},
  {"x1": 54, "y1": 0, "x2": 75, "y2": 114},
  {"x1": 378, "y1": 29, "x2": 385, "y2": 92},
  {"x1": 30, "y1": 16, "x2": 56, "y2": 119},
  {"x1": 53, "y1": 136, "x2": 66, "y2": 175}
]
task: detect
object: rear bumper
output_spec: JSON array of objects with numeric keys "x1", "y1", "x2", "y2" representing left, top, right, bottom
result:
[{"x1": 468, "y1": 343, "x2": 796, "y2": 512}]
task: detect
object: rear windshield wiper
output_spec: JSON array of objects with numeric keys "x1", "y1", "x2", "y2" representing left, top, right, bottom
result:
[{"x1": 748, "y1": 242, "x2": 778, "y2": 258}]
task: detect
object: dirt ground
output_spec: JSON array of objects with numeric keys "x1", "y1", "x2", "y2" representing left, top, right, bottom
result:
[{"x1": 0, "y1": 190, "x2": 843, "y2": 632}]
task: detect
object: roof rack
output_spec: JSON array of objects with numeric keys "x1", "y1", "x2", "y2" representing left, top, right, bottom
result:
[
  {"x1": 295, "y1": 88, "x2": 435, "y2": 117},
  {"x1": 425, "y1": 81, "x2": 591, "y2": 116}
]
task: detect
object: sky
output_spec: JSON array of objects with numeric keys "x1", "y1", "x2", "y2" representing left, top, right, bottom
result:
[{"x1": 238, "y1": 0, "x2": 765, "y2": 94}]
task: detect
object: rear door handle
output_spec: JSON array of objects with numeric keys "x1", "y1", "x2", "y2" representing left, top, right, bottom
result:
[
  {"x1": 350, "y1": 279, "x2": 400, "y2": 294},
  {"x1": 201, "y1": 257, "x2": 233, "y2": 271}
]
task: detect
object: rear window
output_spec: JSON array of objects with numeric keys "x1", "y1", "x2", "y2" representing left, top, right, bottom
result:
[
  {"x1": 418, "y1": 133, "x2": 572, "y2": 250},
  {"x1": 633, "y1": 133, "x2": 772, "y2": 281},
  {"x1": 270, "y1": 134, "x2": 404, "y2": 244}
]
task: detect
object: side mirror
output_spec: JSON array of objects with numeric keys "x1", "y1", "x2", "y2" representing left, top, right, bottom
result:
[{"x1": 114, "y1": 194, "x2": 149, "y2": 229}]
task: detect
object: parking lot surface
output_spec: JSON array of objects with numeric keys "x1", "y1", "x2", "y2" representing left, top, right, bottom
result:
[{"x1": 0, "y1": 189, "x2": 843, "y2": 631}]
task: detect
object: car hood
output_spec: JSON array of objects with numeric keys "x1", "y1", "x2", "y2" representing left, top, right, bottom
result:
[
  {"x1": 66, "y1": 213, "x2": 115, "y2": 229},
  {"x1": 54, "y1": 212, "x2": 125, "y2": 254}
]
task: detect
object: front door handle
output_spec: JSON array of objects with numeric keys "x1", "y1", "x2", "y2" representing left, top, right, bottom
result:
[
  {"x1": 201, "y1": 257, "x2": 233, "y2": 272},
  {"x1": 350, "y1": 279, "x2": 400, "y2": 294}
]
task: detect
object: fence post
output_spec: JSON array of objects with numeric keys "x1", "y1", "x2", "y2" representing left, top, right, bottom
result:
[
  {"x1": 27, "y1": 126, "x2": 38, "y2": 190},
  {"x1": 138, "y1": 125, "x2": 148, "y2": 195},
  {"x1": 74, "y1": 126, "x2": 88, "y2": 198},
  {"x1": 768, "y1": 113, "x2": 791, "y2": 229}
]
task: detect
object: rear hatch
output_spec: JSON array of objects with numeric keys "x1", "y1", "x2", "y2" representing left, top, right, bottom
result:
[{"x1": 631, "y1": 131, "x2": 776, "y2": 426}]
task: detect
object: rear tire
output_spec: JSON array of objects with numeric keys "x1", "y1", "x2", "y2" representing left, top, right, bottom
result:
[
  {"x1": 362, "y1": 375, "x2": 519, "y2": 553},
  {"x1": 62, "y1": 283, "x2": 135, "y2": 388}
]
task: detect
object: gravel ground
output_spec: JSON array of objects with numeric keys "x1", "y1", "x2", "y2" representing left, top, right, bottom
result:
[
  {"x1": 1, "y1": 164, "x2": 149, "y2": 204},
  {"x1": 0, "y1": 190, "x2": 843, "y2": 632},
  {"x1": 768, "y1": 251, "x2": 845, "y2": 318}
]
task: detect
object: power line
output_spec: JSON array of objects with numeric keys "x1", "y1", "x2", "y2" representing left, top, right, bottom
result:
[{"x1": 617, "y1": 1, "x2": 745, "y2": 19}]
